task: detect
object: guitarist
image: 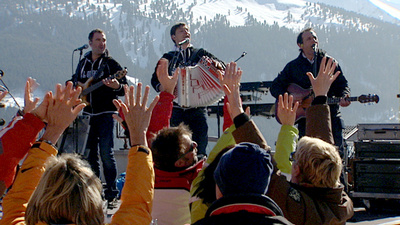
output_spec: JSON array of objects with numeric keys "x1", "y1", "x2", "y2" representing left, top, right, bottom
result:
[
  {"x1": 69, "y1": 28, "x2": 127, "y2": 208},
  {"x1": 270, "y1": 27, "x2": 350, "y2": 157}
]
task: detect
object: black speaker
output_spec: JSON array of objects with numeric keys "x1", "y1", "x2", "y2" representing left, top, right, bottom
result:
[{"x1": 57, "y1": 116, "x2": 90, "y2": 157}]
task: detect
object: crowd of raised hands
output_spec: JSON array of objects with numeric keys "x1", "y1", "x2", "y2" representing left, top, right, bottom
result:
[{"x1": 0, "y1": 56, "x2": 352, "y2": 224}]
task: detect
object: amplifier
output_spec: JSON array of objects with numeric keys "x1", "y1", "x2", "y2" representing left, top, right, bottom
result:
[
  {"x1": 354, "y1": 141, "x2": 400, "y2": 159},
  {"x1": 353, "y1": 160, "x2": 400, "y2": 193},
  {"x1": 357, "y1": 123, "x2": 400, "y2": 140}
]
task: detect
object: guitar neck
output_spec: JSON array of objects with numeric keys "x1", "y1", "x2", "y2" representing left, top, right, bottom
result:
[
  {"x1": 81, "y1": 81, "x2": 104, "y2": 96},
  {"x1": 327, "y1": 96, "x2": 357, "y2": 104}
]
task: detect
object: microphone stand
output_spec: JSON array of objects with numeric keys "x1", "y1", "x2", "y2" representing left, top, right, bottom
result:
[
  {"x1": 312, "y1": 45, "x2": 318, "y2": 78},
  {"x1": 71, "y1": 49, "x2": 85, "y2": 76},
  {"x1": 234, "y1": 51, "x2": 247, "y2": 62},
  {"x1": 0, "y1": 70, "x2": 22, "y2": 126},
  {"x1": 169, "y1": 44, "x2": 184, "y2": 74},
  {"x1": 65, "y1": 48, "x2": 86, "y2": 154}
]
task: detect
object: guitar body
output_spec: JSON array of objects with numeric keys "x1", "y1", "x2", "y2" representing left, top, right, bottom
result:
[
  {"x1": 77, "y1": 77, "x2": 94, "y2": 105},
  {"x1": 275, "y1": 83, "x2": 313, "y2": 124},
  {"x1": 77, "y1": 68, "x2": 127, "y2": 106},
  {"x1": 275, "y1": 83, "x2": 379, "y2": 124}
]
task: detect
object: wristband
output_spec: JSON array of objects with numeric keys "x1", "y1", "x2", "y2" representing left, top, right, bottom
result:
[{"x1": 38, "y1": 139, "x2": 56, "y2": 148}]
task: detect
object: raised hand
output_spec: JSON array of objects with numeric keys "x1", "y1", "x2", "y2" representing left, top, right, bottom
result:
[
  {"x1": 113, "y1": 83, "x2": 159, "y2": 147},
  {"x1": 24, "y1": 77, "x2": 50, "y2": 121},
  {"x1": 306, "y1": 57, "x2": 340, "y2": 96},
  {"x1": 277, "y1": 93, "x2": 299, "y2": 126},
  {"x1": 41, "y1": 82, "x2": 86, "y2": 144},
  {"x1": 157, "y1": 58, "x2": 178, "y2": 94},
  {"x1": 218, "y1": 62, "x2": 243, "y2": 119},
  {"x1": 23, "y1": 78, "x2": 40, "y2": 113}
]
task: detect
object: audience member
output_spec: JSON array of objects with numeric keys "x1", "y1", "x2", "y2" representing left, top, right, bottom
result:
[
  {"x1": 193, "y1": 62, "x2": 292, "y2": 225},
  {"x1": 190, "y1": 146, "x2": 232, "y2": 223},
  {"x1": 273, "y1": 93, "x2": 299, "y2": 178},
  {"x1": 0, "y1": 78, "x2": 48, "y2": 197},
  {"x1": 190, "y1": 100, "x2": 250, "y2": 223},
  {"x1": 148, "y1": 58, "x2": 206, "y2": 225},
  {"x1": 0, "y1": 82, "x2": 158, "y2": 225}
]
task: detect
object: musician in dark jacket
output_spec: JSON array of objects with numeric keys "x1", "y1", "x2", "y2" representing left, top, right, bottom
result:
[
  {"x1": 70, "y1": 28, "x2": 127, "y2": 207},
  {"x1": 270, "y1": 27, "x2": 350, "y2": 155},
  {"x1": 151, "y1": 22, "x2": 225, "y2": 159}
]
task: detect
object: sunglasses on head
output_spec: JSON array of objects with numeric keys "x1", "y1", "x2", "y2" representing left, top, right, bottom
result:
[{"x1": 177, "y1": 142, "x2": 196, "y2": 162}]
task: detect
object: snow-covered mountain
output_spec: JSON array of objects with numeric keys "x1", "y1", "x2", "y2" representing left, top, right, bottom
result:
[
  {"x1": 1, "y1": 0, "x2": 400, "y2": 147},
  {"x1": 307, "y1": 0, "x2": 400, "y2": 23}
]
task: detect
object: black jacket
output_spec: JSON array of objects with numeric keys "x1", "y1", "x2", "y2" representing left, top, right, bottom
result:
[
  {"x1": 270, "y1": 50, "x2": 350, "y2": 116},
  {"x1": 71, "y1": 51, "x2": 127, "y2": 114},
  {"x1": 151, "y1": 47, "x2": 225, "y2": 92},
  {"x1": 193, "y1": 194, "x2": 293, "y2": 225}
]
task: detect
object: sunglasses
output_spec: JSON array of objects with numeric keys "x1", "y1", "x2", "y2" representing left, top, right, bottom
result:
[{"x1": 177, "y1": 142, "x2": 196, "y2": 162}]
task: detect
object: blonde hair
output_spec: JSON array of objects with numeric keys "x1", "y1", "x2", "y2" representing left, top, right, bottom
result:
[
  {"x1": 295, "y1": 136, "x2": 342, "y2": 188},
  {"x1": 26, "y1": 154, "x2": 104, "y2": 225}
]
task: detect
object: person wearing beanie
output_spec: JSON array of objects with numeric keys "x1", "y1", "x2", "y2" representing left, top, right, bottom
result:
[
  {"x1": 213, "y1": 142, "x2": 273, "y2": 196},
  {"x1": 193, "y1": 63, "x2": 293, "y2": 225},
  {"x1": 148, "y1": 59, "x2": 206, "y2": 225},
  {"x1": 193, "y1": 142, "x2": 292, "y2": 225}
]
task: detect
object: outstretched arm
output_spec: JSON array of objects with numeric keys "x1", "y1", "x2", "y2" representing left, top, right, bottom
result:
[
  {"x1": 0, "y1": 77, "x2": 72, "y2": 196},
  {"x1": 112, "y1": 83, "x2": 159, "y2": 225},
  {"x1": 219, "y1": 62, "x2": 243, "y2": 119},
  {"x1": 305, "y1": 57, "x2": 338, "y2": 144},
  {"x1": 0, "y1": 82, "x2": 85, "y2": 225},
  {"x1": 147, "y1": 59, "x2": 178, "y2": 144},
  {"x1": 274, "y1": 93, "x2": 299, "y2": 174}
]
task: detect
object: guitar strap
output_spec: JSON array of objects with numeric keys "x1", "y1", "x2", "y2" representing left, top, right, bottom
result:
[
  {"x1": 93, "y1": 57, "x2": 111, "y2": 80},
  {"x1": 93, "y1": 57, "x2": 111, "y2": 81}
]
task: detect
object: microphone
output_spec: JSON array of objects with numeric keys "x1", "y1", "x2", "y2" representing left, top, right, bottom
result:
[
  {"x1": 178, "y1": 38, "x2": 190, "y2": 46},
  {"x1": 74, "y1": 44, "x2": 89, "y2": 51},
  {"x1": 312, "y1": 44, "x2": 317, "y2": 52}
]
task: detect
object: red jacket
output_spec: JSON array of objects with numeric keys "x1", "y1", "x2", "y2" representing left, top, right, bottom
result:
[{"x1": 0, "y1": 113, "x2": 45, "y2": 196}]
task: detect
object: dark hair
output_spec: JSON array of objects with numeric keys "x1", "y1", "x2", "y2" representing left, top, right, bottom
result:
[
  {"x1": 296, "y1": 27, "x2": 314, "y2": 45},
  {"x1": 192, "y1": 146, "x2": 233, "y2": 205},
  {"x1": 170, "y1": 22, "x2": 187, "y2": 44},
  {"x1": 88, "y1": 28, "x2": 105, "y2": 41},
  {"x1": 151, "y1": 123, "x2": 192, "y2": 172}
]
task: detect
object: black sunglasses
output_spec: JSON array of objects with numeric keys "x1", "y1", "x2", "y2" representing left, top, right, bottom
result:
[{"x1": 177, "y1": 142, "x2": 196, "y2": 161}]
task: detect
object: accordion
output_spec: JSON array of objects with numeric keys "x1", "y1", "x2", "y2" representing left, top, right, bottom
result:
[{"x1": 175, "y1": 56, "x2": 224, "y2": 107}]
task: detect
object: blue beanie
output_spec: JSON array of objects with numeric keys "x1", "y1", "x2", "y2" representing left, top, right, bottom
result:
[{"x1": 214, "y1": 142, "x2": 273, "y2": 196}]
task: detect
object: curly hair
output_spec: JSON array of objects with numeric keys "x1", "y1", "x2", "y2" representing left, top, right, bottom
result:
[{"x1": 295, "y1": 136, "x2": 342, "y2": 188}]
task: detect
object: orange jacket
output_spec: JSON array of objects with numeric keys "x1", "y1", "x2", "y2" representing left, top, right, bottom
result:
[{"x1": 0, "y1": 142, "x2": 154, "y2": 225}]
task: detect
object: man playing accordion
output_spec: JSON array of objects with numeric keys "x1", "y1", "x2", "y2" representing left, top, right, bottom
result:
[{"x1": 151, "y1": 22, "x2": 225, "y2": 159}]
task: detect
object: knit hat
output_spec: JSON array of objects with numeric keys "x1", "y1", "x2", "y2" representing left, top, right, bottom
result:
[{"x1": 214, "y1": 142, "x2": 273, "y2": 196}]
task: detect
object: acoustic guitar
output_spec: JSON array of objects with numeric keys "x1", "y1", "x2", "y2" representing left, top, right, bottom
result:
[
  {"x1": 275, "y1": 83, "x2": 379, "y2": 124},
  {"x1": 78, "y1": 68, "x2": 127, "y2": 105}
]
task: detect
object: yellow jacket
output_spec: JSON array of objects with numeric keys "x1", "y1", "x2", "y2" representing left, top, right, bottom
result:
[
  {"x1": 0, "y1": 142, "x2": 154, "y2": 225},
  {"x1": 189, "y1": 125, "x2": 236, "y2": 223}
]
